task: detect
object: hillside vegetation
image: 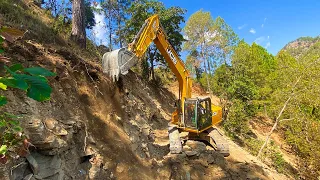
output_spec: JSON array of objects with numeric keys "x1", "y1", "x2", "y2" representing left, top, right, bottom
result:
[
  {"x1": 0, "y1": 0, "x2": 319, "y2": 180},
  {"x1": 283, "y1": 36, "x2": 320, "y2": 58},
  {"x1": 208, "y1": 38, "x2": 320, "y2": 179}
]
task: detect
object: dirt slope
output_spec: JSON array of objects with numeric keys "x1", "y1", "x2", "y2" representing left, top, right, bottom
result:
[{"x1": 0, "y1": 1, "x2": 292, "y2": 179}]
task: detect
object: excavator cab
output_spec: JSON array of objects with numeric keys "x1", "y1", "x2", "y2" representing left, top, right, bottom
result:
[{"x1": 184, "y1": 98, "x2": 212, "y2": 131}]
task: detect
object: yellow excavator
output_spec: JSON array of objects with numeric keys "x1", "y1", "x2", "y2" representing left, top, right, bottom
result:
[{"x1": 102, "y1": 14, "x2": 229, "y2": 156}]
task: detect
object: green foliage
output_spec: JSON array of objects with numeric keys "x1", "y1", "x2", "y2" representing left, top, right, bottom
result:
[
  {"x1": 0, "y1": 96, "x2": 7, "y2": 106},
  {"x1": 154, "y1": 67, "x2": 175, "y2": 85},
  {"x1": 23, "y1": 67, "x2": 56, "y2": 77},
  {"x1": 0, "y1": 145, "x2": 7, "y2": 155},
  {"x1": 272, "y1": 151, "x2": 286, "y2": 173},
  {"x1": 223, "y1": 99, "x2": 250, "y2": 136},
  {"x1": 274, "y1": 42, "x2": 320, "y2": 178},
  {"x1": 183, "y1": 10, "x2": 238, "y2": 91},
  {"x1": 185, "y1": 49, "x2": 203, "y2": 80},
  {"x1": 0, "y1": 27, "x2": 55, "y2": 162},
  {"x1": 85, "y1": 1, "x2": 96, "y2": 29},
  {"x1": 0, "y1": 113, "x2": 24, "y2": 161},
  {"x1": 53, "y1": 15, "x2": 72, "y2": 36},
  {"x1": 1, "y1": 64, "x2": 56, "y2": 102},
  {"x1": 214, "y1": 36, "x2": 320, "y2": 178},
  {"x1": 123, "y1": 0, "x2": 186, "y2": 80},
  {"x1": 212, "y1": 41, "x2": 276, "y2": 119},
  {"x1": 244, "y1": 137, "x2": 264, "y2": 156},
  {"x1": 183, "y1": 9, "x2": 215, "y2": 52}
]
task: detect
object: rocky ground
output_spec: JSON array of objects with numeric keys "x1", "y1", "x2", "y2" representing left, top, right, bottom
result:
[{"x1": 0, "y1": 38, "x2": 292, "y2": 180}]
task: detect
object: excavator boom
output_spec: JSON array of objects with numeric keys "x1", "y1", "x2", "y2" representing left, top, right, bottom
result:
[{"x1": 102, "y1": 14, "x2": 229, "y2": 156}]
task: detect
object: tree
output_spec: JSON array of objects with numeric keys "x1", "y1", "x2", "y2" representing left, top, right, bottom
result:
[
  {"x1": 183, "y1": 10, "x2": 214, "y2": 90},
  {"x1": 85, "y1": 1, "x2": 96, "y2": 29},
  {"x1": 123, "y1": 0, "x2": 185, "y2": 80},
  {"x1": 100, "y1": 0, "x2": 132, "y2": 49},
  {"x1": 185, "y1": 49, "x2": 202, "y2": 81},
  {"x1": 267, "y1": 45, "x2": 320, "y2": 178},
  {"x1": 211, "y1": 16, "x2": 239, "y2": 66},
  {"x1": 114, "y1": 0, "x2": 132, "y2": 47},
  {"x1": 211, "y1": 41, "x2": 276, "y2": 135},
  {"x1": 183, "y1": 10, "x2": 238, "y2": 91},
  {"x1": 71, "y1": 0, "x2": 86, "y2": 48}
]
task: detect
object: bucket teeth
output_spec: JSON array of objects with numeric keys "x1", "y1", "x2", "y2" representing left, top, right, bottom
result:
[{"x1": 102, "y1": 48, "x2": 138, "y2": 81}]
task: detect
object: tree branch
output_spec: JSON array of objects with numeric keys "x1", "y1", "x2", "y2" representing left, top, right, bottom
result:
[{"x1": 257, "y1": 76, "x2": 301, "y2": 158}]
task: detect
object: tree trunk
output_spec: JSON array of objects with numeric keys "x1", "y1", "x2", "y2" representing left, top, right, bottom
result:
[
  {"x1": 117, "y1": 0, "x2": 122, "y2": 48},
  {"x1": 201, "y1": 49, "x2": 211, "y2": 92},
  {"x1": 150, "y1": 50, "x2": 155, "y2": 81},
  {"x1": 257, "y1": 96, "x2": 291, "y2": 158},
  {"x1": 71, "y1": 0, "x2": 86, "y2": 48},
  {"x1": 257, "y1": 76, "x2": 301, "y2": 158},
  {"x1": 108, "y1": 0, "x2": 112, "y2": 50}
]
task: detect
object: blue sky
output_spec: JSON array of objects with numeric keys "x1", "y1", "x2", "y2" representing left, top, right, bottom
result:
[{"x1": 161, "y1": 0, "x2": 320, "y2": 55}]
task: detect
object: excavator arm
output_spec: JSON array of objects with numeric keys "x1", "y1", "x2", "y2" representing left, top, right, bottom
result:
[
  {"x1": 102, "y1": 14, "x2": 192, "y2": 123},
  {"x1": 130, "y1": 15, "x2": 192, "y2": 100}
]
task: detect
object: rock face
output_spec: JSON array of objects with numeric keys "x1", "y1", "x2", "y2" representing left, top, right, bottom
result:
[
  {"x1": 27, "y1": 152, "x2": 63, "y2": 179},
  {"x1": 24, "y1": 117, "x2": 68, "y2": 154},
  {"x1": 283, "y1": 36, "x2": 320, "y2": 58}
]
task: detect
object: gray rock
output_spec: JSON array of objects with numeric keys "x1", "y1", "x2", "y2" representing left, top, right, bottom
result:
[
  {"x1": 26, "y1": 154, "x2": 39, "y2": 175},
  {"x1": 23, "y1": 174, "x2": 33, "y2": 180},
  {"x1": 207, "y1": 154, "x2": 215, "y2": 164},
  {"x1": 185, "y1": 151, "x2": 198, "y2": 157},
  {"x1": 11, "y1": 162, "x2": 29, "y2": 180},
  {"x1": 185, "y1": 140, "x2": 207, "y2": 152},
  {"x1": 27, "y1": 152, "x2": 62, "y2": 179}
]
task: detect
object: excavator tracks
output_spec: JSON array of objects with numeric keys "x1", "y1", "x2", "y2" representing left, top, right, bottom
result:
[
  {"x1": 207, "y1": 128, "x2": 230, "y2": 157},
  {"x1": 168, "y1": 124, "x2": 182, "y2": 154}
]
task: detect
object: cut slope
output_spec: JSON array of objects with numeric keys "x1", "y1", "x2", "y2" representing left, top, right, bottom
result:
[{"x1": 0, "y1": 1, "x2": 291, "y2": 179}]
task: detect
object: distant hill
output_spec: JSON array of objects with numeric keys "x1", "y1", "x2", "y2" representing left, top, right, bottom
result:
[{"x1": 283, "y1": 36, "x2": 320, "y2": 58}]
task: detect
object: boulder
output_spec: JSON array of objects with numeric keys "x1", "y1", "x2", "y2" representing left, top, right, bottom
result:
[{"x1": 185, "y1": 140, "x2": 206, "y2": 152}]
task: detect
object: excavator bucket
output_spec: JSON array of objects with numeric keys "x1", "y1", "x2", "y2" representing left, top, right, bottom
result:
[{"x1": 102, "y1": 48, "x2": 138, "y2": 81}]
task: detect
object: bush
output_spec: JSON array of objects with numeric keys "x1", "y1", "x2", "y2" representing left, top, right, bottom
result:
[{"x1": 223, "y1": 99, "x2": 250, "y2": 136}]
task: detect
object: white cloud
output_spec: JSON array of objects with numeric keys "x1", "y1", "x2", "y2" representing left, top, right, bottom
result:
[
  {"x1": 249, "y1": 28, "x2": 256, "y2": 34},
  {"x1": 254, "y1": 36, "x2": 271, "y2": 49},
  {"x1": 254, "y1": 36, "x2": 265, "y2": 44},
  {"x1": 92, "y1": 4, "x2": 108, "y2": 46},
  {"x1": 265, "y1": 42, "x2": 271, "y2": 49},
  {"x1": 238, "y1": 24, "x2": 247, "y2": 30},
  {"x1": 261, "y1": 18, "x2": 267, "y2": 28}
]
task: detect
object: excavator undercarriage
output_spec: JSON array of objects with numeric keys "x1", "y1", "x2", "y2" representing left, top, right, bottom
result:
[{"x1": 168, "y1": 123, "x2": 229, "y2": 157}]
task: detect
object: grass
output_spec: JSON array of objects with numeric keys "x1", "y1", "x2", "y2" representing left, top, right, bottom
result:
[{"x1": 0, "y1": 0, "x2": 64, "y2": 44}]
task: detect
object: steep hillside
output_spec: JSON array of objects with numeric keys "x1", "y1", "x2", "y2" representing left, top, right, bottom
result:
[
  {"x1": 283, "y1": 36, "x2": 320, "y2": 58},
  {"x1": 0, "y1": 1, "x2": 291, "y2": 180},
  {"x1": 0, "y1": 39, "x2": 290, "y2": 180}
]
